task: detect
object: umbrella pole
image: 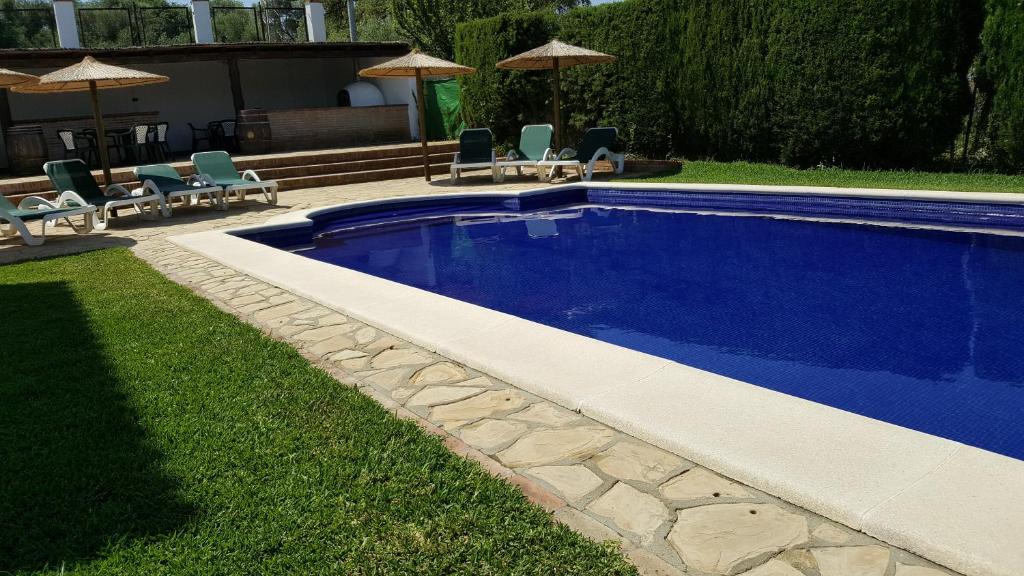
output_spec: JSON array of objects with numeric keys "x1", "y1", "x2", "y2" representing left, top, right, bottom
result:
[
  {"x1": 552, "y1": 57, "x2": 561, "y2": 151},
  {"x1": 89, "y1": 80, "x2": 112, "y2": 186},
  {"x1": 416, "y1": 69, "x2": 430, "y2": 182}
]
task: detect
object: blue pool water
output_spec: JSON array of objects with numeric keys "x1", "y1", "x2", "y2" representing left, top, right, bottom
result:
[{"x1": 246, "y1": 191, "x2": 1024, "y2": 459}]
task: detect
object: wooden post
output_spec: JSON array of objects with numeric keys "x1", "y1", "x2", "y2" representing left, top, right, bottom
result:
[
  {"x1": 416, "y1": 69, "x2": 430, "y2": 182},
  {"x1": 89, "y1": 80, "x2": 112, "y2": 186},
  {"x1": 228, "y1": 58, "x2": 245, "y2": 114},
  {"x1": 552, "y1": 57, "x2": 561, "y2": 151},
  {"x1": 0, "y1": 88, "x2": 12, "y2": 174}
]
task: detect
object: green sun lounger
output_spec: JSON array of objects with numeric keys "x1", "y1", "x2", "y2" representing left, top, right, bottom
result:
[
  {"x1": 537, "y1": 127, "x2": 625, "y2": 182},
  {"x1": 191, "y1": 151, "x2": 278, "y2": 205},
  {"x1": 450, "y1": 128, "x2": 499, "y2": 183},
  {"x1": 134, "y1": 164, "x2": 226, "y2": 216},
  {"x1": 0, "y1": 192, "x2": 95, "y2": 246},
  {"x1": 44, "y1": 159, "x2": 162, "y2": 231},
  {"x1": 496, "y1": 124, "x2": 554, "y2": 182}
]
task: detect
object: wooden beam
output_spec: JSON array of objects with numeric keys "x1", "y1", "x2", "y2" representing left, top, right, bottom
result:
[
  {"x1": 0, "y1": 89, "x2": 12, "y2": 174},
  {"x1": 228, "y1": 58, "x2": 245, "y2": 114}
]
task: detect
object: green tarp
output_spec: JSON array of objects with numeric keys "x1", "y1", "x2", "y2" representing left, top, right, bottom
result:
[{"x1": 423, "y1": 79, "x2": 465, "y2": 141}]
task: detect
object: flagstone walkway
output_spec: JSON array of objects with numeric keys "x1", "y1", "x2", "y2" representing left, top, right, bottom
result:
[{"x1": 0, "y1": 174, "x2": 959, "y2": 576}]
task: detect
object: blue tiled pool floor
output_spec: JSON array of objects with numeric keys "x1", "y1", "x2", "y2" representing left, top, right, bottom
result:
[{"x1": 257, "y1": 200, "x2": 1024, "y2": 460}]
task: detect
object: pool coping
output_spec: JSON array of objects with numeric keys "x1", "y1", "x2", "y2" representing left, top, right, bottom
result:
[{"x1": 169, "y1": 182, "x2": 1024, "y2": 576}]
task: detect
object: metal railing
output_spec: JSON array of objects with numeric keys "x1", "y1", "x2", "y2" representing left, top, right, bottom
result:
[
  {"x1": 0, "y1": 5, "x2": 57, "y2": 49},
  {"x1": 212, "y1": 4, "x2": 306, "y2": 44},
  {"x1": 77, "y1": 5, "x2": 194, "y2": 48}
]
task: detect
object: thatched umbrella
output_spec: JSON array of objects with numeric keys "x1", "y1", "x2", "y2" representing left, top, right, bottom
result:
[
  {"x1": 0, "y1": 68, "x2": 39, "y2": 88},
  {"x1": 497, "y1": 39, "x2": 615, "y2": 149},
  {"x1": 360, "y1": 51, "x2": 475, "y2": 182},
  {"x1": 13, "y1": 56, "x2": 168, "y2": 184}
]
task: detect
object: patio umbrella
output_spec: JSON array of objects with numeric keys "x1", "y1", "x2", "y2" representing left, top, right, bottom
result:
[
  {"x1": 13, "y1": 56, "x2": 169, "y2": 185},
  {"x1": 497, "y1": 39, "x2": 615, "y2": 150},
  {"x1": 0, "y1": 68, "x2": 39, "y2": 88},
  {"x1": 359, "y1": 51, "x2": 475, "y2": 182}
]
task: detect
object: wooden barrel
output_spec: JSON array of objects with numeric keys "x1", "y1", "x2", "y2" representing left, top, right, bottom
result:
[
  {"x1": 6, "y1": 125, "x2": 48, "y2": 175},
  {"x1": 237, "y1": 109, "x2": 272, "y2": 154}
]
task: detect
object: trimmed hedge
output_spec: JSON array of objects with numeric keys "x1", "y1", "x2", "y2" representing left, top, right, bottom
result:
[
  {"x1": 455, "y1": 0, "x2": 983, "y2": 169},
  {"x1": 979, "y1": 0, "x2": 1024, "y2": 171}
]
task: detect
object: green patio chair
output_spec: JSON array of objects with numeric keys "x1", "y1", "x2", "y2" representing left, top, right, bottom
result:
[
  {"x1": 450, "y1": 128, "x2": 498, "y2": 183},
  {"x1": 134, "y1": 164, "x2": 226, "y2": 217},
  {"x1": 0, "y1": 191, "x2": 95, "y2": 246},
  {"x1": 44, "y1": 159, "x2": 163, "y2": 231},
  {"x1": 496, "y1": 124, "x2": 553, "y2": 182},
  {"x1": 191, "y1": 151, "x2": 278, "y2": 205},
  {"x1": 537, "y1": 127, "x2": 625, "y2": 182}
]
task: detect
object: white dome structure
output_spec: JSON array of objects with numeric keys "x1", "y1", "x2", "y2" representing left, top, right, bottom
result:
[{"x1": 341, "y1": 81, "x2": 385, "y2": 107}]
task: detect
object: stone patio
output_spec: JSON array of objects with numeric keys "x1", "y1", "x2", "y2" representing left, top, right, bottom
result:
[{"x1": 0, "y1": 173, "x2": 959, "y2": 576}]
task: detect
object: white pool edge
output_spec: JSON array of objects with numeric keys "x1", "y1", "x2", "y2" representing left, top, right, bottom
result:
[{"x1": 170, "y1": 182, "x2": 1024, "y2": 576}]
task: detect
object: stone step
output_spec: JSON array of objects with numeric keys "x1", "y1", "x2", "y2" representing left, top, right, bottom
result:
[
  {"x1": 257, "y1": 152, "x2": 453, "y2": 180},
  {"x1": 276, "y1": 162, "x2": 454, "y2": 191},
  {"x1": 0, "y1": 141, "x2": 458, "y2": 200}
]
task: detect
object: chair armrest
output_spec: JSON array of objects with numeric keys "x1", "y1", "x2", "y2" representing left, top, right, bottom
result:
[
  {"x1": 17, "y1": 196, "x2": 59, "y2": 210},
  {"x1": 557, "y1": 147, "x2": 577, "y2": 160},
  {"x1": 241, "y1": 169, "x2": 262, "y2": 182},
  {"x1": 453, "y1": 152, "x2": 462, "y2": 164},
  {"x1": 104, "y1": 183, "x2": 132, "y2": 198},
  {"x1": 506, "y1": 150, "x2": 520, "y2": 161},
  {"x1": 491, "y1": 150, "x2": 496, "y2": 162},
  {"x1": 138, "y1": 179, "x2": 162, "y2": 197},
  {"x1": 189, "y1": 173, "x2": 217, "y2": 187}
]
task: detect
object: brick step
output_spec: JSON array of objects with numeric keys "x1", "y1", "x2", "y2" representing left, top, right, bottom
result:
[
  {"x1": 258, "y1": 152, "x2": 452, "y2": 180},
  {"x1": 0, "y1": 141, "x2": 459, "y2": 199},
  {"x1": 276, "y1": 162, "x2": 453, "y2": 191}
]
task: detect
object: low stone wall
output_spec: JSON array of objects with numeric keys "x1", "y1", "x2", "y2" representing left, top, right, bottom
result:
[{"x1": 266, "y1": 105, "x2": 410, "y2": 152}]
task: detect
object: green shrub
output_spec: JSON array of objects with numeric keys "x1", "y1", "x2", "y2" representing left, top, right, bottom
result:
[
  {"x1": 978, "y1": 0, "x2": 1024, "y2": 171},
  {"x1": 455, "y1": 0, "x2": 982, "y2": 168},
  {"x1": 455, "y1": 12, "x2": 556, "y2": 149}
]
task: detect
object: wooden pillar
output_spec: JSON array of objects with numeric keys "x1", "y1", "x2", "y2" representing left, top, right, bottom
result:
[
  {"x1": 552, "y1": 57, "x2": 561, "y2": 151},
  {"x1": 227, "y1": 58, "x2": 245, "y2": 114},
  {"x1": 416, "y1": 69, "x2": 430, "y2": 182},
  {"x1": 0, "y1": 88, "x2": 12, "y2": 173}
]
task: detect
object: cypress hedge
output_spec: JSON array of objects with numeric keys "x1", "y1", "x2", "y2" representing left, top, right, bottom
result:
[
  {"x1": 455, "y1": 0, "x2": 984, "y2": 169},
  {"x1": 978, "y1": 0, "x2": 1024, "y2": 171}
]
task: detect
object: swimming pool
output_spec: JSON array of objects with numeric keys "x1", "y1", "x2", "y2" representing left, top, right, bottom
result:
[{"x1": 241, "y1": 187, "x2": 1024, "y2": 461}]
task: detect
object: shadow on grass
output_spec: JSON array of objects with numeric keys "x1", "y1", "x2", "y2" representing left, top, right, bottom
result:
[{"x1": 0, "y1": 281, "x2": 192, "y2": 571}]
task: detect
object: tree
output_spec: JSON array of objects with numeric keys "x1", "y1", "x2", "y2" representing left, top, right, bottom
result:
[{"x1": 389, "y1": 0, "x2": 589, "y2": 59}]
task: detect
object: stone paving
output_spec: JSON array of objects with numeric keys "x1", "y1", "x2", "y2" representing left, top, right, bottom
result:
[{"x1": 0, "y1": 173, "x2": 960, "y2": 576}]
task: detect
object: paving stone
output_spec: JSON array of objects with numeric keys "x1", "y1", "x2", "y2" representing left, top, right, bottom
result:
[
  {"x1": 497, "y1": 426, "x2": 618, "y2": 468},
  {"x1": 811, "y1": 546, "x2": 890, "y2": 576},
  {"x1": 553, "y1": 507, "x2": 631, "y2": 548},
  {"x1": 229, "y1": 293, "x2": 265, "y2": 306},
  {"x1": 317, "y1": 312, "x2": 348, "y2": 325},
  {"x1": 659, "y1": 468, "x2": 751, "y2": 500},
  {"x1": 360, "y1": 368, "x2": 410, "y2": 390},
  {"x1": 328, "y1": 349, "x2": 368, "y2": 362},
  {"x1": 277, "y1": 324, "x2": 313, "y2": 337},
  {"x1": 668, "y1": 503, "x2": 810, "y2": 575},
  {"x1": 253, "y1": 301, "x2": 309, "y2": 322},
  {"x1": 293, "y1": 307, "x2": 333, "y2": 320},
  {"x1": 430, "y1": 389, "x2": 531, "y2": 424},
  {"x1": 526, "y1": 464, "x2": 604, "y2": 504},
  {"x1": 625, "y1": 547, "x2": 685, "y2": 576},
  {"x1": 307, "y1": 334, "x2": 358, "y2": 357},
  {"x1": 409, "y1": 362, "x2": 469, "y2": 386},
  {"x1": 812, "y1": 522, "x2": 853, "y2": 545},
  {"x1": 391, "y1": 387, "x2": 418, "y2": 402},
  {"x1": 406, "y1": 386, "x2": 485, "y2": 408},
  {"x1": 592, "y1": 440, "x2": 684, "y2": 485},
  {"x1": 587, "y1": 482, "x2": 671, "y2": 542},
  {"x1": 371, "y1": 348, "x2": 433, "y2": 369},
  {"x1": 447, "y1": 375, "x2": 497, "y2": 388},
  {"x1": 266, "y1": 294, "x2": 295, "y2": 305},
  {"x1": 293, "y1": 324, "x2": 358, "y2": 343},
  {"x1": 775, "y1": 549, "x2": 817, "y2": 574},
  {"x1": 338, "y1": 356, "x2": 371, "y2": 370},
  {"x1": 362, "y1": 336, "x2": 401, "y2": 354},
  {"x1": 895, "y1": 563, "x2": 953, "y2": 576},
  {"x1": 509, "y1": 402, "x2": 581, "y2": 427},
  {"x1": 458, "y1": 419, "x2": 530, "y2": 452},
  {"x1": 737, "y1": 559, "x2": 805, "y2": 576},
  {"x1": 353, "y1": 326, "x2": 377, "y2": 344}
]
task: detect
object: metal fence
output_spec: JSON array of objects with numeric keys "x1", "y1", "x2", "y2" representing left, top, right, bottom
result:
[
  {"x1": 212, "y1": 4, "x2": 306, "y2": 44},
  {"x1": 77, "y1": 5, "x2": 194, "y2": 48},
  {"x1": 0, "y1": 6, "x2": 57, "y2": 49}
]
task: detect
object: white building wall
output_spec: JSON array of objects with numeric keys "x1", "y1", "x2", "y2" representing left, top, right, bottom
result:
[{"x1": 360, "y1": 56, "x2": 419, "y2": 141}]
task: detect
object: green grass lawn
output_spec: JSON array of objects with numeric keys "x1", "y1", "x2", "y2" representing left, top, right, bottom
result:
[
  {"x1": 637, "y1": 160, "x2": 1024, "y2": 193},
  {"x1": 0, "y1": 249, "x2": 635, "y2": 575}
]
